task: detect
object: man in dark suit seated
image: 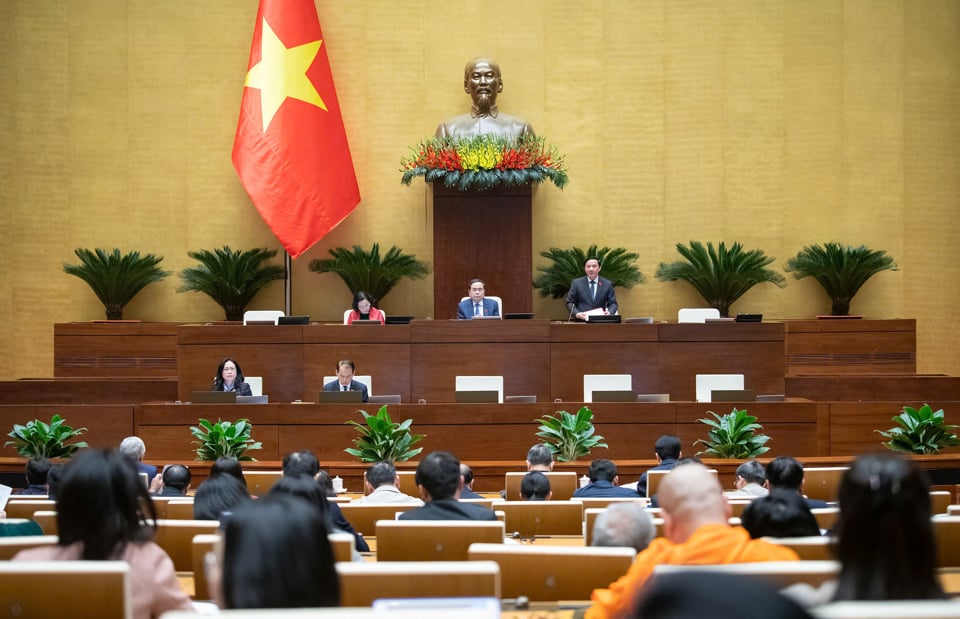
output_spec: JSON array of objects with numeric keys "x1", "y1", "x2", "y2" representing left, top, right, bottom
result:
[
  {"x1": 764, "y1": 456, "x2": 828, "y2": 509},
  {"x1": 152, "y1": 464, "x2": 191, "y2": 497},
  {"x1": 565, "y1": 257, "x2": 618, "y2": 321},
  {"x1": 459, "y1": 463, "x2": 484, "y2": 499},
  {"x1": 119, "y1": 435, "x2": 158, "y2": 484},
  {"x1": 322, "y1": 359, "x2": 369, "y2": 402},
  {"x1": 573, "y1": 459, "x2": 639, "y2": 498},
  {"x1": 456, "y1": 278, "x2": 500, "y2": 319},
  {"x1": 399, "y1": 451, "x2": 498, "y2": 521},
  {"x1": 19, "y1": 457, "x2": 51, "y2": 495},
  {"x1": 637, "y1": 435, "x2": 682, "y2": 497}
]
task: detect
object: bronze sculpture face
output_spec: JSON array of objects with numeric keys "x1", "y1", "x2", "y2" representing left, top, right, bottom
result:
[
  {"x1": 464, "y1": 58, "x2": 502, "y2": 115},
  {"x1": 435, "y1": 57, "x2": 534, "y2": 140}
]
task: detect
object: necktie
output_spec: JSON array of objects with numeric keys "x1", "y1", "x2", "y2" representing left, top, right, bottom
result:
[
  {"x1": 590, "y1": 280, "x2": 596, "y2": 301},
  {"x1": 342, "y1": 385, "x2": 348, "y2": 392},
  {"x1": 474, "y1": 303, "x2": 480, "y2": 316}
]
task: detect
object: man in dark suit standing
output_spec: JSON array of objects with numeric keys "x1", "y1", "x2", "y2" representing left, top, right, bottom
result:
[
  {"x1": 566, "y1": 257, "x2": 618, "y2": 320},
  {"x1": 322, "y1": 359, "x2": 369, "y2": 402},
  {"x1": 457, "y1": 278, "x2": 500, "y2": 319},
  {"x1": 399, "y1": 451, "x2": 498, "y2": 521}
]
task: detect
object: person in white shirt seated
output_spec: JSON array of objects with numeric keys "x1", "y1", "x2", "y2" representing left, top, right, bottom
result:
[{"x1": 354, "y1": 461, "x2": 423, "y2": 505}]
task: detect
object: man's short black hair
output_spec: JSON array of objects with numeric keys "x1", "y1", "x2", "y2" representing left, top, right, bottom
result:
[
  {"x1": 366, "y1": 461, "x2": 397, "y2": 489},
  {"x1": 414, "y1": 451, "x2": 460, "y2": 501},
  {"x1": 282, "y1": 450, "x2": 320, "y2": 479},
  {"x1": 588, "y1": 459, "x2": 619, "y2": 483},
  {"x1": 520, "y1": 471, "x2": 551, "y2": 500},
  {"x1": 162, "y1": 464, "x2": 191, "y2": 492},
  {"x1": 735, "y1": 460, "x2": 766, "y2": 485},
  {"x1": 25, "y1": 457, "x2": 51, "y2": 486},
  {"x1": 654, "y1": 435, "x2": 682, "y2": 460},
  {"x1": 765, "y1": 456, "x2": 804, "y2": 490},
  {"x1": 526, "y1": 444, "x2": 554, "y2": 467}
]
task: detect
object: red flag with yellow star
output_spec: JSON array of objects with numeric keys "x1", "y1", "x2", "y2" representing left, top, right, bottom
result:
[{"x1": 232, "y1": 0, "x2": 360, "y2": 258}]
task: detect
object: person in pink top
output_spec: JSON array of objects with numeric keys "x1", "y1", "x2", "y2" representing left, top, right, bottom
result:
[
  {"x1": 346, "y1": 290, "x2": 385, "y2": 324},
  {"x1": 14, "y1": 449, "x2": 192, "y2": 619}
]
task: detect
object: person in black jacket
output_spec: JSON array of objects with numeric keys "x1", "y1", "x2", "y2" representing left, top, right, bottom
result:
[{"x1": 399, "y1": 451, "x2": 498, "y2": 521}]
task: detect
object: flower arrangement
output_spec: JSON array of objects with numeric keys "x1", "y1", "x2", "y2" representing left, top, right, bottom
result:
[{"x1": 400, "y1": 134, "x2": 569, "y2": 191}]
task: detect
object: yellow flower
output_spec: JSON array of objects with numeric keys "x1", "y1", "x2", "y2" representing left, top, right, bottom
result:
[{"x1": 457, "y1": 141, "x2": 502, "y2": 171}]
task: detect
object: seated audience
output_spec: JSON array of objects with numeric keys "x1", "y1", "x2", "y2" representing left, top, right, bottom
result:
[
  {"x1": 208, "y1": 457, "x2": 247, "y2": 488},
  {"x1": 586, "y1": 463, "x2": 798, "y2": 619},
  {"x1": 45, "y1": 463, "x2": 64, "y2": 500},
  {"x1": 13, "y1": 449, "x2": 192, "y2": 619},
  {"x1": 20, "y1": 457, "x2": 51, "y2": 495},
  {"x1": 591, "y1": 503, "x2": 655, "y2": 553},
  {"x1": 637, "y1": 435, "x2": 681, "y2": 497},
  {"x1": 727, "y1": 460, "x2": 768, "y2": 498},
  {"x1": 316, "y1": 470, "x2": 337, "y2": 497},
  {"x1": 573, "y1": 459, "x2": 639, "y2": 498},
  {"x1": 346, "y1": 290, "x2": 385, "y2": 324},
  {"x1": 765, "y1": 456, "x2": 828, "y2": 509},
  {"x1": 119, "y1": 435, "x2": 157, "y2": 483},
  {"x1": 460, "y1": 463, "x2": 483, "y2": 499},
  {"x1": 740, "y1": 489, "x2": 821, "y2": 539},
  {"x1": 212, "y1": 357, "x2": 252, "y2": 396},
  {"x1": 321, "y1": 359, "x2": 369, "y2": 402},
  {"x1": 399, "y1": 451, "x2": 498, "y2": 521},
  {"x1": 520, "y1": 471, "x2": 552, "y2": 501},
  {"x1": 354, "y1": 461, "x2": 423, "y2": 504},
  {"x1": 281, "y1": 449, "x2": 369, "y2": 552},
  {"x1": 210, "y1": 494, "x2": 339, "y2": 608},
  {"x1": 152, "y1": 464, "x2": 191, "y2": 497},
  {"x1": 267, "y1": 475, "x2": 363, "y2": 562},
  {"x1": 193, "y1": 473, "x2": 251, "y2": 522},
  {"x1": 526, "y1": 444, "x2": 555, "y2": 472}
]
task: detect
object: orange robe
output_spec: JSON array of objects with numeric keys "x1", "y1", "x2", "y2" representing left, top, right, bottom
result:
[{"x1": 586, "y1": 524, "x2": 800, "y2": 619}]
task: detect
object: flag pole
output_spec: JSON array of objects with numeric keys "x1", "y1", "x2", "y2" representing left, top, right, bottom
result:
[{"x1": 284, "y1": 251, "x2": 292, "y2": 316}]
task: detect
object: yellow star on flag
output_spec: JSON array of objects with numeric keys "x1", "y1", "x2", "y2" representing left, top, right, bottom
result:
[{"x1": 245, "y1": 18, "x2": 327, "y2": 132}]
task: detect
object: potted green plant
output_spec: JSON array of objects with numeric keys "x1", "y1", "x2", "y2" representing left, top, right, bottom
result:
[
  {"x1": 178, "y1": 246, "x2": 285, "y2": 321},
  {"x1": 876, "y1": 403, "x2": 960, "y2": 455},
  {"x1": 308, "y1": 243, "x2": 430, "y2": 307},
  {"x1": 345, "y1": 406, "x2": 425, "y2": 462},
  {"x1": 694, "y1": 408, "x2": 770, "y2": 458},
  {"x1": 533, "y1": 245, "x2": 645, "y2": 302},
  {"x1": 535, "y1": 406, "x2": 608, "y2": 462},
  {"x1": 5, "y1": 414, "x2": 88, "y2": 458},
  {"x1": 63, "y1": 248, "x2": 171, "y2": 320},
  {"x1": 656, "y1": 241, "x2": 785, "y2": 317},
  {"x1": 783, "y1": 242, "x2": 898, "y2": 316},
  {"x1": 190, "y1": 418, "x2": 263, "y2": 461}
]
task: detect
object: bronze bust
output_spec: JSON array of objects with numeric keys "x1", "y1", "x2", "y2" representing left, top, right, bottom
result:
[{"x1": 435, "y1": 57, "x2": 535, "y2": 140}]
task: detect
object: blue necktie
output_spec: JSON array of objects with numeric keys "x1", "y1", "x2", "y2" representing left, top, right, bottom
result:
[
  {"x1": 474, "y1": 303, "x2": 480, "y2": 316},
  {"x1": 590, "y1": 280, "x2": 596, "y2": 301}
]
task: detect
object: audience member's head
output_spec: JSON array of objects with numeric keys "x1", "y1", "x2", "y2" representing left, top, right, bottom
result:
[
  {"x1": 209, "y1": 457, "x2": 246, "y2": 487},
  {"x1": 833, "y1": 454, "x2": 944, "y2": 601},
  {"x1": 267, "y1": 475, "x2": 333, "y2": 529},
  {"x1": 637, "y1": 571, "x2": 816, "y2": 619},
  {"x1": 25, "y1": 457, "x2": 51, "y2": 487},
  {"x1": 217, "y1": 495, "x2": 339, "y2": 608},
  {"x1": 588, "y1": 459, "x2": 620, "y2": 484},
  {"x1": 282, "y1": 450, "x2": 320, "y2": 479},
  {"x1": 56, "y1": 449, "x2": 156, "y2": 560},
  {"x1": 735, "y1": 460, "x2": 766, "y2": 487},
  {"x1": 414, "y1": 451, "x2": 461, "y2": 501},
  {"x1": 520, "y1": 471, "x2": 552, "y2": 501},
  {"x1": 365, "y1": 461, "x2": 398, "y2": 491},
  {"x1": 765, "y1": 456, "x2": 806, "y2": 491},
  {"x1": 658, "y1": 464, "x2": 728, "y2": 543},
  {"x1": 45, "y1": 464, "x2": 64, "y2": 500},
  {"x1": 118, "y1": 436, "x2": 147, "y2": 463},
  {"x1": 161, "y1": 464, "x2": 191, "y2": 494},
  {"x1": 740, "y1": 489, "x2": 821, "y2": 539},
  {"x1": 654, "y1": 435, "x2": 682, "y2": 462},
  {"x1": 526, "y1": 444, "x2": 554, "y2": 471},
  {"x1": 460, "y1": 463, "x2": 476, "y2": 489},
  {"x1": 315, "y1": 471, "x2": 337, "y2": 498},
  {"x1": 592, "y1": 503, "x2": 655, "y2": 552},
  {"x1": 193, "y1": 474, "x2": 251, "y2": 521}
]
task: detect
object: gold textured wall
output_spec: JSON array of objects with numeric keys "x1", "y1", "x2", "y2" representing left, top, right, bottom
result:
[{"x1": 1, "y1": 0, "x2": 957, "y2": 379}]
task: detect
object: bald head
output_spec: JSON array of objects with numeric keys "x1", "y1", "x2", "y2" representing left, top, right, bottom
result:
[{"x1": 658, "y1": 464, "x2": 730, "y2": 543}]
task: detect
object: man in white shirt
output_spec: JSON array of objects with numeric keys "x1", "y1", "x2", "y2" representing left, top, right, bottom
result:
[{"x1": 354, "y1": 461, "x2": 423, "y2": 505}]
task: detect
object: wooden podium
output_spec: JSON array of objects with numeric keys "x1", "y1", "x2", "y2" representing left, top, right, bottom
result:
[{"x1": 432, "y1": 183, "x2": 533, "y2": 319}]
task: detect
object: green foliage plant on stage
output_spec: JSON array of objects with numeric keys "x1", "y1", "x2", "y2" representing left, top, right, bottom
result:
[
  {"x1": 694, "y1": 408, "x2": 770, "y2": 459},
  {"x1": 400, "y1": 134, "x2": 568, "y2": 191},
  {"x1": 5, "y1": 414, "x2": 88, "y2": 459},
  {"x1": 190, "y1": 418, "x2": 262, "y2": 461},
  {"x1": 345, "y1": 406, "x2": 425, "y2": 463},
  {"x1": 178, "y1": 246, "x2": 285, "y2": 321},
  {"x1": 533, "y1": 245, "x2": 645, "y2": 300},
  {"x1": 308, "y1": 243, "x2": 430, "y2": 308},
  {"x1": 656, "y1": 241, "x2": 786, "y2": 317},
  {"x1": 876, "y1": 404, "x2": 960, "y2": 455},
  {"x1": 535, "y1": 406, "x2": 608, "y2": 462},
  {"x1": 783, "y1": 242, "x2": 898, "y2": 316},
  {"x1": 63, "y1": 248, "x2": 171, "y2": 320}
]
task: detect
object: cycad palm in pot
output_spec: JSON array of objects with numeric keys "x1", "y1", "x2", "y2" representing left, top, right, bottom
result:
[
  {"x1": 178, "y1": 246, "x2": 285, "y2": 321},
  {"x1": 783, "y1": 242, "x2": 897, "y2": 316},
  {"x1": 63, "y1": 248, "x2": 170, "y2": 320},
  {"x1": 308, "y1": 243, "x2": 430, "y2": 308}
]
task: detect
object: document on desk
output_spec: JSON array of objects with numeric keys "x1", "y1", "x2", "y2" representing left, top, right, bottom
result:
[{"x1": 0, "y1": 484, "x2": 12, "y2": 512}]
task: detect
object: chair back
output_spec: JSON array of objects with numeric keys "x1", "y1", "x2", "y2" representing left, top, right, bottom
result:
[
  {"x1": 32, "y1": 510, "x2": 58, "y2": 535},
  {"x1": 812, "y1": 600, "x2": 960, "y2": 619},
  {"x1": 695, "y1": 374, "x2": 744, "y2": 402},
  {"x1": 455, "y1": 376, "x2": 503, "y2": 403},
  {"x1": 933, "y1": 516, "x2": 960, "y2": 568},
  {"x1": 583, "y1": 374, "x2": 632, "y2": 403},
  {"x1": 337, "y1": 503, "x2": 419, "y2": 537},
  {"x1": 191, "y1": 533, "x2": 219, "y2": 602},
  {"x1": 762, "y1": 535, "x2": 834, "y2": 561},
  {"x1": 468, "y1": 543, "x2": 635, "y2": 601},
  {"x1": 242, "y1": 310, "x2": 284, "y2": 325},
  {"x1": 802, "y1": 467, "x2": 849, "y2": 502},
  {"x1": 4, "y1": 499, "x2": 55, "y2": 521},
  {"x1": 0, "y1": 534, "x2": 58, "y2": 560},
  {"x1": 930, "y1": 491, "x2": 951, "y2": 515},
  {"x1": 811, "y1": 507, "x2": 840, "y2": 531},
  {"x1": 504, "y1": 472, "x2": 578, "y2": 501},
  {"x1": 654, "y1": 560, "x2": 841, "y2": 588},
  {"x1": 0, "y1": 560, "x2": 132, "y2": 618},
  {"x1": 678, "y1": 308, "x2": 720, "y2": 323},
  {"x1": 646, "y1": 468, "x2": 717, "y2": 498},
  {"x1": 165, "y1": 500, "x2": 196, "y2": 520},
  {"x1": 153, "y1": 519, "x2": 220, "y2": 571},
  {"x1": 494, "y1": 500, "x2": 584, "y2": 537},
  {"x1": 376, "y1": 520, "x2": 505, "y2": 561},
  {"x1": 336, "y1": 561, "x2": 501, "y2": 606},
  {"x1": 395, "y1": 470, "x2": 419, "y2": 497},
  {"x1": 245, "y1": 376, "x2": 263, "y2": 396},
  {"x1": 243, "y1": 470, "x2": 283, "y2": 497}
]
